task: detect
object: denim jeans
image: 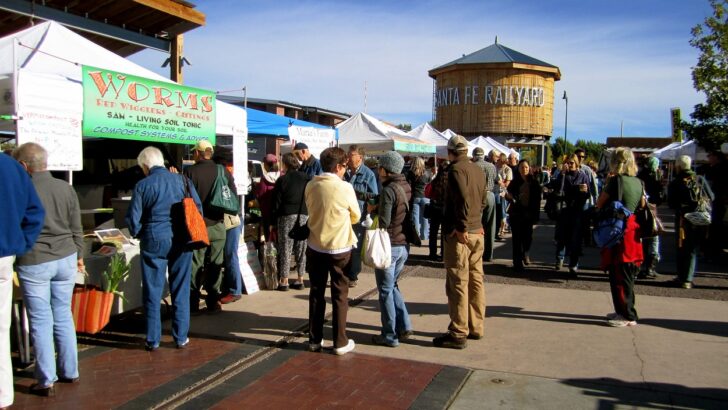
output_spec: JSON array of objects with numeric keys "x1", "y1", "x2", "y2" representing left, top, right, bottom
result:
[
  {"x1": 16, "y1": 253, "x2": 79, "y2": 387},
  {"x1": 140, "y1": 236, "x2": 192, "y2": 346},
  {"x1": 374, "y1": 245, "x2": 411, "y2": 345},
  {"x1": 640, "y1": 236, "x2": 660, "y2": 273},
  {"x1": 224, "y1": 225, "x2": 243, "y2": 295},
  {"x1": 412, "y1": 197, "x2": 430, "y2": 240}
]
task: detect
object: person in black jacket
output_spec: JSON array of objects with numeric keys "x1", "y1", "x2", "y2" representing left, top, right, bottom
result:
[
  {"x1": 506, "y1": 159, "x2": 542, "y2": 273},
  {"x1": 183, "y1": 139, "x2": 237, "y2": 313},
  {"x1": 271, "y1": 153, "x2": 309, "y2": 291},
  {"x1": 637, "y1": 156, "x2": 663, "y2": 279}
]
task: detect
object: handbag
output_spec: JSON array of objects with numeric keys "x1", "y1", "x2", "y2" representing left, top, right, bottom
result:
[
  {"x1": 71, "y1": 285, "x2": 114, "y2": 334},
  {"x1": 635, "y1": 182, "x2": 664, "y2": 238},
  {"x1": 182, "y1": 176, "x2": 210, "y2": 248},
  {"x1": 224, "y1": 213, "x2": 241, "y2": 230},
  {"x1": 361, "y1": 216, "x2": 392, "y2": 269},
  {"x1": 288, "y1": 181, "x2": 310, "y2": 241},
  {"x1": 209, "y1": 165, "x2": 240, "y2": 215}
]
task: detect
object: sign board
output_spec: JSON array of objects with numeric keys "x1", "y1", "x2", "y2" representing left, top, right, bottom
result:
[
  {"x1": 232, "y1": 123, "x2": 249, "y2": 194},
  {"x1": 82, "y1": 65, "x2": 216, "y2": 145},
  {"x1": 240, "y1": 241, "x2": 261, "y2": 294},
  {"x1": 288, "y1": 125, "x2": 335, "y2": 158},
  {"x1": 17, "y1": 70, "x2": 83, "y2": 170},
  {"x1": 393, "y1": 139, "x2": 437, "y2": 154}
]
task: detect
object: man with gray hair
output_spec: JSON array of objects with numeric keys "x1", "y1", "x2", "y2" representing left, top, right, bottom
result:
[
  {"x1": 13, "y1": 142, "x2": 82, "y2": 396},
  {"x1": 472, "y1": 147, "x2": 499, "y2": 261},
  {"x1": 0, "y1": 149, "x2": 44, "y2": 406},
  {"x1": 127, "y1": 146, "x2": 202, "y2": 351}
]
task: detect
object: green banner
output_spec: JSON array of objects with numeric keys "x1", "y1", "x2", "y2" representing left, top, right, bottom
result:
[
  {"x1": 393, "y1": 140, "x2": 436, "y2": 154},
  {"x1": 82, "y1": 65, "x2": 216, "y2": 144}
]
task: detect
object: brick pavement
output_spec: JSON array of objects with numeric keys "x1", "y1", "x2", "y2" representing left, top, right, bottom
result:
[
  {"x1": 211, "y1": 352, "x2": 444, "y2": 410},
  {"x1": 12, "y1": 337, "x2": 242, "y2": 409}
]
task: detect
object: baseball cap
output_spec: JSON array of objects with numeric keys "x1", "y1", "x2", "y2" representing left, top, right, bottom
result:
[
  {"x1": 447, "y1": 135, "x2": 469, "y2": 152},
  {"x1": 193, "y1": 139, "x2": 214, "y2": 152},
  {"x1": 472, "y1": 147, "x2": 485, "y2": 158},
  {"x1": 293, "y1": 142, "x2": 308, "y2": 150}
]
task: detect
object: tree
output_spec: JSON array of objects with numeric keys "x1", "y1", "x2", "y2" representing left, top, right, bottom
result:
[
  {"x1": 574, "y1": 139, "x2": 606, "y2": 164},
  {"x1": 683, "y1": 0, "x2": 728, "y2": 151},
  {"x1": 549, "y1": 137, "x2": 575, "y2": 161},
  {"x1": 396, "y1": 123, "x2": 412, "y2": 132}
]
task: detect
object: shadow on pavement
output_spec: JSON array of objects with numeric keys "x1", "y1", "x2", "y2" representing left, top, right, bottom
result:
[{"x1": 561, "y1": 377, "x2": 728, "y2": 408}]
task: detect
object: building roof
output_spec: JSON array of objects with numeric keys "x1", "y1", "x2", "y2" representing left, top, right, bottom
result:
[
  {"x1": 0, "y1": 0, "x2": 205, "y2": 56},
  {"x1": 218, "y1": 95, "x2": 351, "y2": 121},
  {"x1": 429, "y1": 41, "x2": 560, "y2": 79},
  {"x1": 605, "y1": 137, "x2": 674, "y2": 151}
]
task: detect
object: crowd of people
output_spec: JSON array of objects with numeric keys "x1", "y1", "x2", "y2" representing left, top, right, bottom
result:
[{"x1": 0, "y1": 136, "x2": 726, "y2": 407}]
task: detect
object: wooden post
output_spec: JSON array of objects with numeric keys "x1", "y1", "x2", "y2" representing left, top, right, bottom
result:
[{"x1": 171, "y1": 34, "x2": 183, "y2": 84}]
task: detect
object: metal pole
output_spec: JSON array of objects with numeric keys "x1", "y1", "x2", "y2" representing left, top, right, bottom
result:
[{"x1": 562, "y1": 91, "x2": 568, "y2": 157}]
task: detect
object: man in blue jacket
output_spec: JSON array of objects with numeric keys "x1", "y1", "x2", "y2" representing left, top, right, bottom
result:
[
  {"x1": 0, "y1": 152, "x2": 44, "y2": 407},
  {"x1": 345, "y1": 145, "x2": 378, "y2": 287}
]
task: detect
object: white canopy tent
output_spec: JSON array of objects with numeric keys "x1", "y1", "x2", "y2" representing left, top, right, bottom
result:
[
  {"x1": 469, "y1": 136, "x2": 518, "y2": 159},
  {"x1": 653, "y1": 140, "x2": 708, "y2": 162},
  {"x1": 407, "y1": 122, "x2": 450, "y2": 156},
  {"x1": 336, "y1": 112, "x2": 435, "y2": 155},
  {"x1": 0, "y1": 22, "x2": 248, "y2": 190}
]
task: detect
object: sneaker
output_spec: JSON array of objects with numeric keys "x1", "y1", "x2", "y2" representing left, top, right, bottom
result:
[
  {"x1": 682, "y1": 281, "x2": 693, "y2": 289},
  {"x1": 554, "y1": 260, "x2": 564, "y2": 271},
  {"x1": 308, "y1": 341, "x2": 323, "y2": 352},
  {"x1": 176, "y1": 338, "x2": 190, "y2": 349},
  {"x1": 606, "y1": 312, "x2": 619, "y2": 320},
  {"x1": 219, "y1": 294, "x2": 241, "y2": 304},
  {"x1": 398, "y1": 330, "x2": 414, "y2": 341},
  {"x1": 607, "y1": 315, "x2": 637, "y2": 327},
  {"x1": 334, "y1": 339, "x2": 356, "y2": 355},
  {"x1": 569, "y1": 266, "x2": 579, "y2": 274},
  {"x1": 348, "y1": 280, "x2": 358, "y2": 288},
  {"x1": 371, "y1": 335, "x2": 398, "y2": 347},
  {"x1": 432, "y1": 333, "x2": 467, "y2": 349},
  {"x1": 144, "y1": 341, "x2": 159, "y2": 352}
]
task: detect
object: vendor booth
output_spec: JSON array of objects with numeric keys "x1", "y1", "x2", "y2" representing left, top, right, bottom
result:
[
  {"x1": 0, "y1": 21, "x2": 249, "y2": 314},
  {"x1": 336, "y1": 112, "x2": 435, "y2": 155},
  {"x1": 653, "y1": 140, "x2": 708, "y2": 163},
  {"x1": 407, "y1": 122, "x2": 450, "y2": 156}
]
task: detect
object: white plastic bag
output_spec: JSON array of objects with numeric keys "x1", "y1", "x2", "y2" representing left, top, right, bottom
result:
[{"x1": 361, "y1": 216, "x2": 392, "y2": 269}]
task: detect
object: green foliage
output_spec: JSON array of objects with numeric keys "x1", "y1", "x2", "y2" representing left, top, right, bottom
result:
[
  {"x1": 102, "y1": 253, "x2": 130, "y2": 301},
  {"x1": 683, "y1": 0, "x2": 728, "y2": 151},
  {"x1": 396, "y1": 123, "x2": 412, "y2": 132},
  {"x1": 549, "y1": 138, "x2": 605, "y2": 164}
]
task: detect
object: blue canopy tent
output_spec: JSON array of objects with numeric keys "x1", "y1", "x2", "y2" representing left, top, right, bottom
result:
[{"x1": 246, "y1": 108, "x2": 331, "y2": 137}]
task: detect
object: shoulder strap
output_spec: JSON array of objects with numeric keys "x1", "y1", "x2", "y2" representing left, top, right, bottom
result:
[
  {"x1": 617, "y1": 175, "x2": 623, "y2": 203},
  {"x1": 182, "y1": 174, "x2": 192, "y2": 198},
  {"x1": 293, "y1": 180, "x2": 309, "y2": 226}
]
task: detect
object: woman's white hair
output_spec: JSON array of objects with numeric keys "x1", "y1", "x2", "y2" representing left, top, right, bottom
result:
[
  {"x1": 137, "y1": 146, "x2": 165, "y2": 169},
  {"x1": 675, "y1": 155, "x2": 692, "y2": 172}
]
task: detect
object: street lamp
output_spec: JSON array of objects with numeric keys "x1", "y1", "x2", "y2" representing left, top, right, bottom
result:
[{"x1": 562, "y1": 91, "x2": 568, "y2": 157}]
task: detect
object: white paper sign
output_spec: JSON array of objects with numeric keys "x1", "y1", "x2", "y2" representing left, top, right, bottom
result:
[
  {"x1": 240, "y1": 241, "x2": 261, "y2": 294},
  {"x1": 16, "y1": 70, "x2": 82, "y2": 170},
  {"x1": 232, "y1": 123, "x2": 248, "y2": 194},
  {"x1": 288, "y1": 125, "x2": 335, "y2": 158}
]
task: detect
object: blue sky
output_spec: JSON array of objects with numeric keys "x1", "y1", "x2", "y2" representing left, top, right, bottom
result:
[{"x1": 130, "y1": 0, "x2": 715, "y2": 143}]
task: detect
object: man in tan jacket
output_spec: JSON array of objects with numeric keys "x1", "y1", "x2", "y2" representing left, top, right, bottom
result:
[{"x1": 434, "y1": 136, "x2": 487, "y2": 349}]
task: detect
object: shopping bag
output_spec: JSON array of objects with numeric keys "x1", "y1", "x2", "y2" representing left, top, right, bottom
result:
[
  {"x1": 180, "y1": 176, "x2": 209, "y2": 249},
  {"x1": 362, "y1": 216, "x2": 392, "y2": 269},
  {"x1": 263, "y1": 242, "x2": 279, "y2": 290},
  {"x1": 209, "y1": 165, "x2": 240, "y2": 215}
]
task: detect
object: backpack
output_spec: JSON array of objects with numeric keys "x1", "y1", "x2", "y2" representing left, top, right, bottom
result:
[
  {"x1": 684, "y1": 175, "x2": 712, "y2": 226},
  {"x1": 390, "y1": 183, "x2": 422, "y2": 247},
  {"x1": 592, "y1": 176, "x2": 632, "y2": 248}
]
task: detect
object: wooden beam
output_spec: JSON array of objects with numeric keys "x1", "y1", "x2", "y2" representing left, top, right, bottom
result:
[
  {"x1": 132, "y1": 0, "x2": 205, "y2": 26},
  {"x1": 170, "y1": 34, "x2": 183, "y2": 84}
]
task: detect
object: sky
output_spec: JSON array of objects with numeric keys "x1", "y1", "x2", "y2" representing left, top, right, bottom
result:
[{"x1": 129, "y1": 0, "x2": 716, "y2": 143}]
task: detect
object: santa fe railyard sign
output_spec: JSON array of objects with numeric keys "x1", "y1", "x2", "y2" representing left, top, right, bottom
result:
[{"x1": 82, "y1": 66, "x2": 216, "y2": 144}]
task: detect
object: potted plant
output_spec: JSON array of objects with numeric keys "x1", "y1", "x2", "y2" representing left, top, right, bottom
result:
[{"x1": 72, "y1": 253, "x2": 130, "y2": 334}]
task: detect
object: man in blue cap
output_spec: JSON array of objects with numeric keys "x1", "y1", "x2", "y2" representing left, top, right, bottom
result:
[{"x1": 294, "y1": 142, "x2": 322, "y2": 178}]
